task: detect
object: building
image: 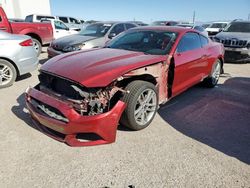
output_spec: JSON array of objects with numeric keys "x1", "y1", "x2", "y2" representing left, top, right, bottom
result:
[{"x1": 0, "y1": 0, "x2": 51, "y2": 19}]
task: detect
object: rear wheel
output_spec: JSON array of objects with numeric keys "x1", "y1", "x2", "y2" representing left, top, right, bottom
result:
[
  {"x1": 120, "y1": 81, "x2": 158, "y2": 130},
  {"x1": 32, "y1": 38, "x2": 42, "y2": 56},
  {"x1": 0, "y1": 59, "x2": 17, "y2": 89},
  {"x1": 203, "y1": 59, "x2": 221, "y2": 88}
]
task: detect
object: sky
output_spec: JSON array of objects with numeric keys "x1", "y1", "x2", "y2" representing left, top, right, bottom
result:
[{"x1": 50, "y1": 0, "x2": 250, "y2": 23}]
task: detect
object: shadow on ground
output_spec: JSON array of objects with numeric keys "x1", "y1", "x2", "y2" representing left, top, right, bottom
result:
[
  {"x1": 39, "y1": 57, "x2": 49, "y2": 65},
  {"x1": 158, "y1": 77, "x2": 250, "y2": 164},
  {"x1": 11, "y1": 93, "x2": 39, "y2": 131},
  {"x1": 16, "y1": 73, "x2": 32, "y2": 82},
  {"x1": 11, "y1": 76, "x2": 250, "y2": 163}
]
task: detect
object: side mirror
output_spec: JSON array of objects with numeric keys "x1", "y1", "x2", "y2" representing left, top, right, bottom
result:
[
  {"x1": 66, "y1": 27, "x2": 69, "y2": 31},
  {"x1": 108, "y1": 33, "x2": 116, "y2": 39}
]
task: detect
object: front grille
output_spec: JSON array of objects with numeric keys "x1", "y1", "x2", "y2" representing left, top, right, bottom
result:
[
  {"x1": 224, "y1": 51, "x2": 249, "y2": 62},
  {"x1": 215, "y1": 38, "x2": 248, "y2": 48},
  {"x1": 38, "y1": 72, "x2": 85, "y2": 100},
  {"x1": 51, "y1": 43, "x2": 64, "y2": 51},
  {"x1": 30, "y1": 97, "x2": 69, "y2": 123}
]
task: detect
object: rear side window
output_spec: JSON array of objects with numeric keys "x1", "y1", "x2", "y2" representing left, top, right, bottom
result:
[
  {"x1": 200, "y1": 35, "x2": 209, "y2": 47},
  {"x1": 125, "y1": 23, "x2": 136, "y2": 30},
  {"x1": 37, "y1": 16, "x2": 55, "y2": 20},
  {"x1": 177, "y1": 32, "x2": 201, "y2": 53},
  {"x1": 25, "y1": 15, "x2": 33, "y2": 22},
  {"x1": 59, "y1": 17, "x2": 68, "y2": 23},
  {"x1": 69, "y1": 17, "x2": 80, "y2": 24},
  {"x1": 110, "y1": 24, "x2": 125, "y2": 35}
]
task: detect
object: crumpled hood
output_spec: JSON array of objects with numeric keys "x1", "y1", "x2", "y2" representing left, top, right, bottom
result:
[
  {"x1": 41, "y1": 48, "x2": 167, "y2": 87},
  {"x1": 51, "y1": 34, "x2": 99, "y2": 50},
  {"x1": 215, "y1": 32, "x2": 250, "y2": 41}
]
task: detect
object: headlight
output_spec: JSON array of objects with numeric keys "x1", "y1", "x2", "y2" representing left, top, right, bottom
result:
[{"x1": 63, "y1": 44, "x2": 84, "y2": 52}]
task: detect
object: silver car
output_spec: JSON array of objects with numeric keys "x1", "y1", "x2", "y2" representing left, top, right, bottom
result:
[
  {"x1": 47, "y1": 21, "x2": 137, "y2": 58},
  {"x1": 0, "y1": 31, "x2": 38, "y2": 88}
]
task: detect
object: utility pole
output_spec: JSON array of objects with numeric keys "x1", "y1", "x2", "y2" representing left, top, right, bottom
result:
[{"x1": 193, "y1": 11, "x2": 196, "y2": 24}]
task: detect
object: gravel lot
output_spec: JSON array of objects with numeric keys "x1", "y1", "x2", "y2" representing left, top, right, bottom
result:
[{"x1": 0, "y1": 49, "x2": 250, "y2": 188}]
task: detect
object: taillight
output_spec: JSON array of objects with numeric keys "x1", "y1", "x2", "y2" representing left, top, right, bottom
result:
[{"x1": 19, "y1": 39, "x2": 33, "y2": 46}]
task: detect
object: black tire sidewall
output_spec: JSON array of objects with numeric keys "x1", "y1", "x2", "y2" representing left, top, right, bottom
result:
[
  {"x1": 122, "y1": 81, "x2": 158, "y2": 130},
  {"x1": 0, "y1": 59, "x2": 17, "y2": 89}
]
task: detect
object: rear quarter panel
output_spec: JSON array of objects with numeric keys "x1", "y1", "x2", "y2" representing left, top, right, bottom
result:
[{"x1": 204, "y1": 40, "x2": 224, "y2": 75}]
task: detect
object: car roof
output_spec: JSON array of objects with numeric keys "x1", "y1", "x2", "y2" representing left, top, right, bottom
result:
[
  {"x1": 129, "y1": 26, "x2": 195, "y2": 34},
  {"x1": 231, "y1": 20, "x2": 250, "y2": 23},
  {"x1": 90, "y1": 21, "x2": 138, "y2": 25},
  {"x1": 211, "y1": 21, "x2": 229, "y2": 23}
]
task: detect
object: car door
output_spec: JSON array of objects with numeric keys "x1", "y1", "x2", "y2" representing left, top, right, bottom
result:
[
  {"x1": 53, "y1": 20, "x2": 73, "y2": 39},
  {"x1": 172, "y1": 32, "x2": 206, "y2": 96}
]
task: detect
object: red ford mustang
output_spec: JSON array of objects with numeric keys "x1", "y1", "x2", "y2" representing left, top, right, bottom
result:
[{"x1": 25, "y1": 26, "x2": 224, "y2": 146}]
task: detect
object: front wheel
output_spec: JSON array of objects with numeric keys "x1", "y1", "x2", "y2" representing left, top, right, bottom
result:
[
  {"x1": 120, "y1": 81, "x2": 158, "y2": 130},
  {"x1": 203, "y1": 60, "x2": 221, "y2": 88}
]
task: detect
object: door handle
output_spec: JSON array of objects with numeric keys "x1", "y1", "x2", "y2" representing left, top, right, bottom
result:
[{"x1": 0, "y1": 27, "x2": 7, "y2": 31}]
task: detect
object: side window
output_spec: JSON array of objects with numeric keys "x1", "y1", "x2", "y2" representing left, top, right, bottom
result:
[
  {"x1": 125, "y1": 23, "x2": 136, "y2": 30},
  {"x1": 200, "y1": 35, "x2": 209, "y2": 47},
  {"x1": 0, "y1": 16, "x2": 2, "y2": 22},
  {"x1": 69, "y1": 17, "x2": 80, "y2": 24},
  {"x1": 177, "y1": 32, "x2": 201, "y2": 53},
  {"x1": 59, "y1": 17, "x2": 68, "y2": 23},
  {"x1": 54, "y1": 21, "x2": 68, "y2": 30},
  {"x1": 193, "y1": 26, "x2": 205, "y2": 32},
  {"x1": 110, "y1": 24, "x2": 125, "y2": 35},
  {"x1": 25, "y1": 15, "x2": 32, "y2": 22}
]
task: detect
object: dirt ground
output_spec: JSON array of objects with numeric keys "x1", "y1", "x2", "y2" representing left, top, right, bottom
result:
[{"x1": 0, "y1": 49, "x2": 249, "y2": 188}]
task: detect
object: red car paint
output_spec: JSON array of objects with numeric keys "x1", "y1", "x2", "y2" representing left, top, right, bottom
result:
[
  {"x1": 26, "y1": 26, "x2": 224, "y2": 146},
  {"x1": 0, "y1": 7, "x2": 53, "y2": 45}
]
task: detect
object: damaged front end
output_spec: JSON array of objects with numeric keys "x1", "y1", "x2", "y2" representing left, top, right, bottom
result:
[{"x1": 25, "y1": 71, "x2": 127, "y2": 146}]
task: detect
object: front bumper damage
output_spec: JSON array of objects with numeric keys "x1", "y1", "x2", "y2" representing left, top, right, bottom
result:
[{"x1": 25, "y1": 87, "x2": 126, "y2": 147}]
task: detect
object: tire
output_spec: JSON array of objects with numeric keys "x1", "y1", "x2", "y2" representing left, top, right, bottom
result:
[
  {"x1": 32, "y1": 38, "x2": 42, "y2": 57},
  {"x1": 0, "y1": 59, "x2": 17, "y2": 89},
  {"x1": 203, "y1": 59, "x2": 221, "y2": 88},
  {"x1": 120, "y1": 81, "x2": 158, "y2": 130}
]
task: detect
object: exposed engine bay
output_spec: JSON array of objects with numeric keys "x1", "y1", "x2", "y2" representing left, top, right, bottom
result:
[{"x1": 38, "y1": 71, "x2": 127, "y2": 116}]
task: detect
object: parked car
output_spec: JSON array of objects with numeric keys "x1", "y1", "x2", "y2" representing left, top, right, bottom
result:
[
  {"x1": 0, "y1": 31, "x2": 38, "y2": 88},
  {"x1": 25, "y1": 14, "x2": 84, "y2": 30},
  {"x1": 47, "y1": 21, "x2": 138, "y2": 58},
  {"x1": 0, "y1": 7, "x2": 53, "y2": 56},
  {"x1": 151, "y1": 21, "x2": 179, "y2": 26},
  {"x1": 56, "y1": 16, "x2": 84, "y2": 30},
  {"x1": 213, "y1": 20, "x2": 250, "y2": 63},
  {"x1": 176, "y1": 23, "x2": 208, "y2": 36},
  {"x1": 26, "y1": 26, "x2": 224, "y2": 146},
  {"x1": 41, "y1": 19, "x2": 79, "y2": 40},
  {"x1": 205, "y1": 22, "x2": 229, "y2": 36}
]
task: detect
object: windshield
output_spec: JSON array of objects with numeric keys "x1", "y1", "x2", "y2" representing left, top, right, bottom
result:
[
  {"x1": 224, "y1": 22, "x2": 250, "y2": 33},
  {"x1": 107, "y1": 30, "x2": 178, "y2": 55},
  {"x1": 209, "y1": 23, "x2": 227, "y2": 28},
  {"x1": 79, "y1": 23, "x2": 113, "y2": 37}
]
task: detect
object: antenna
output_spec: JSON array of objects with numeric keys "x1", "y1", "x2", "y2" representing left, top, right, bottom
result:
[{"x1": 193, "y1": 11, "x2": 196, "y2": 24}]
